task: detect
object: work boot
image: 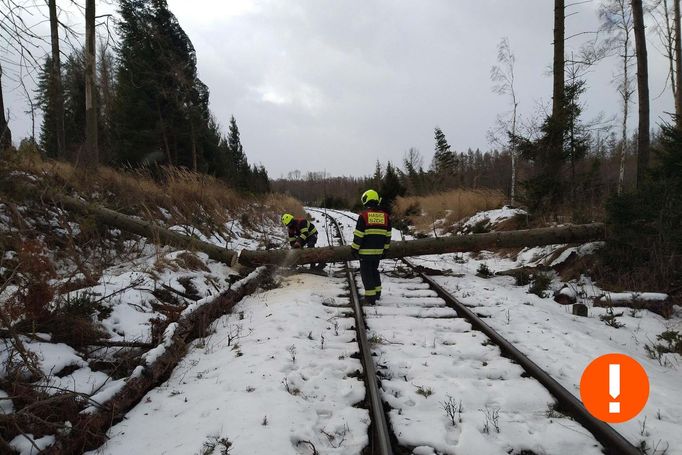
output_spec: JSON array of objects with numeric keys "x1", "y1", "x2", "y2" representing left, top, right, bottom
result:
[{"x1": 362, "y1": 296, "x2": 376, "y2": 306}]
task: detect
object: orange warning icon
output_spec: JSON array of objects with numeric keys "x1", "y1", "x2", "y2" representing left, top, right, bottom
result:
[{"x1": 580, "y1": 353, "x2": 649, "y2": 423}]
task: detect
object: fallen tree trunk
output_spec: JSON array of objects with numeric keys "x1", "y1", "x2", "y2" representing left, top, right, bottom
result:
[
  {"x1": 16, "y1": 182, "x2": 237, "y2": 264},
  {"x1": 8, "y1": 181, "x2": 605, "y2": 270},
  {"x1": 237, "y1": 223, "x2": 606, "y2": 267},
  {"x1": 593, "y1": 293, "x2": 673, "y2": 318},
  {"x1": 44, "y1": 266, "x2": 273, "y2": 454}
]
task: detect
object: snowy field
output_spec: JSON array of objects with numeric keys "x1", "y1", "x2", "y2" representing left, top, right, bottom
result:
[
  {"x1": 406, "y1": 208, "x2": 681, "y2": 455},
  {"x1": 93, "y1": 270, "x2": 369, "y2": 455},
  {"x1": 4, "y1": 206, "x2": 680, "y2": 454}
]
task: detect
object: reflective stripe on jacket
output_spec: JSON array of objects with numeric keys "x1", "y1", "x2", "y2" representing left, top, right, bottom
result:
[
  {"x1": 351, "y1": 208, "x2": 391, "y2": 257},
  {"x1": 288, "y1": 218, "x2": 318, "y2": 246}
]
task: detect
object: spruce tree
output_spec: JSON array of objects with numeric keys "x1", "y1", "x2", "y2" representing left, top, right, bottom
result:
[
  {"x1": 113, "y1": 0, "x2": 213, "y2": 168},
  {"x1": 381, "y1": 161, "x2": 407, "y2": 211},
  {"x1": 432, "y1": 127, "x2": 457, "y2": 189},
  {"x1": 36, "y1": 57, "x2": 59, "y2": 157}
]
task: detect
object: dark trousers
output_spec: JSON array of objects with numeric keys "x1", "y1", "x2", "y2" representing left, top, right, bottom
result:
[
  {"x1": 359, "y1": 258, "x2": 381, "y2": 303},
  {"x1": 305, "y1": 235, "x2": 318, "y2": 248}
]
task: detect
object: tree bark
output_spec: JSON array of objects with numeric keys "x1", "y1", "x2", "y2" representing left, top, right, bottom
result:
[
  {"x1": 673, "y1": 0, "x2": 682, "y2": 123},
  {"x1": 10, "y1": 182, "x2": 604, "y2": 271},
  {"x1": 553, "y1": 0, "x2": 566, "y2": 120},
  {"x1": 594, "y1": 295, "x2": 672, "y2": 318},
  {"x1": 84, "y1": 0, "x2": 98, "y2": 167},
  {"x1": 238, "y1": 224, "x2": 606, "y2": 267},
  {"x1": 48, "y1": 0, "x2": 66, "y2": 160},
  {"x1": 0, "y1": 63, "x2": 11, "y2": 151},
  {"x1": 632, "y1": 0, "x2": 650, "y2": 187}
]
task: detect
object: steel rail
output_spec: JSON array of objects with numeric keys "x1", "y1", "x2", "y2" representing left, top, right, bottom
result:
[
  {"x1": 312, "y1": 208, "x2": 394, "y2": 455},
  {"x1": 402, "y1": 258, "x2": 640, "y2": 455}
]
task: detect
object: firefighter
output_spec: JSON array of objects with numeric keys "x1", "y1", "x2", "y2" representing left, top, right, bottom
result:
[
  {"x1": 281, "y1": 213, "x2": 325, "y2": 269},
  {"x1": 351, "y1": 190, "x2": 392, "y2": 304}
]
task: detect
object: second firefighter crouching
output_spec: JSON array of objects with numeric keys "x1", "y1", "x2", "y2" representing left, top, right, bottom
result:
[
  {"x1": 281, "y1": 213, "x2": 325, "y2": 270},
  {"x1": 351, "y1": 190, "x2": 391, "y2": 304}
]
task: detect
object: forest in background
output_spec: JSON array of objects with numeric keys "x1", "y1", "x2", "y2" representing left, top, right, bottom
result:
[
  {"x1": 1, "y1": 0, "x2": 269, "y2": 193},
  {"x1": 0, "y1": 0, "x2": 680, "y2": 291}
]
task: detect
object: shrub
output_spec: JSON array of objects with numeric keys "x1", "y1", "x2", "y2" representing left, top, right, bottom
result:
[
  {"x1": 528, "y1": 272, "x2": 552, "y2": 298},
  {"x1": 476, "y1": 263, "x2": 494, "y2": 278},
  {"x1": 600, "y1": 121, "x2": 682, "y2": 291},
  {"x1": 512, "y1": 268, "x2": 531, "y2": 286},
  {"x1": 393, "y1": 189, "x2": 505, "y2": 234},
  {"x1": 599, "y1": 307, "x2": 625, "y2": 329},
  {"x1": 415, "y1": 385, "x2": 433, "y2": 398}
]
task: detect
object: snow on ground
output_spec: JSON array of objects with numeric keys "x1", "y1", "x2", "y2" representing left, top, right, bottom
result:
[
  {"x1": 93, "y1": 270, "x2": 369, "y2": 455},
  {"x1": 9, "y1": 434, "x2": 56, "y2": 455},
  {"x1": 409, "y1": 250, "x2": 682, "y2": 454},
  {"x1": 324, "y1": 207, "x2": 680, "y2": 453},
  {"x1": 461, "y1": 206, "x2": 527, "y2": 231},
  {"x1": 365, "y1": 263, "x2": 603, "y2": 455},
  {"x1": 1, "y1": 196, "x2": 288, "y2": 452},
  {"x1": 90, "y1": 210, "x2": 371, "y2": 454},
  {"x1": 6, "y1": 203, "x2": 680, "y2": 454}
]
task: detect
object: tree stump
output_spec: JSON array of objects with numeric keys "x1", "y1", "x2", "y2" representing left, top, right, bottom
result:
[{"x1": 573, "y1": 303, "x2": 588, "y2": 317}]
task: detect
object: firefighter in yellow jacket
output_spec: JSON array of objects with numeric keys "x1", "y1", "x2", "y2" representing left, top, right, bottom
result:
[
  {"x1": 281, "y1": 213, "x2": 325, "y2": 269},
  {"x1": 351, "y1": 190, "x2": 392, "y2": 304},
  {"x1": 281, "y1": 214, "x2": 318, "y2": 249}
]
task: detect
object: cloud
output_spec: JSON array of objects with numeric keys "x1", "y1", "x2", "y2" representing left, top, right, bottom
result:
[{"x1": 2, "y1": 0, "x2": 676, "y2": 178}]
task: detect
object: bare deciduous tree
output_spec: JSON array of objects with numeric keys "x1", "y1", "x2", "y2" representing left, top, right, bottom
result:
[
  {"x1": 650, "y1": 0, "x2": 677, "y2": 102},
  {"x1": 491, "y1": 37, "x2": 519, "y2": 206},
  {"x1": 600, "y1": 0, "x2": 636, "y2": 194}
]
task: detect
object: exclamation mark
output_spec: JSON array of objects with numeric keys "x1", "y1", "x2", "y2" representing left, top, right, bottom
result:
[{"x1": 609, "y1": 364, "x2": 621, "y2": 413}]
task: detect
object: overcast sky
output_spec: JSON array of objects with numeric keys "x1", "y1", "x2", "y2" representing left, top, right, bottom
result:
[{"x1": 2, "y1": 0, "x2": 676, "y2": 177}]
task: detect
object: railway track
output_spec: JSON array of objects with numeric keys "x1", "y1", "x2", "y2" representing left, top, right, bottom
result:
[
  {"x1": 310, "y1": 208, "x2": 639, "y2": 455},
  {"x1": 311, "y1": 208, "x2": 398, "y2": 455}
]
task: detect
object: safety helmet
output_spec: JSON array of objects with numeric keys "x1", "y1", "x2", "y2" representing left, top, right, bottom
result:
[
  {"x1": 281, "y1": 213, "x2": 294, "y2": 226},
  {"x1": 361, "y1": 189, "x2": 381, "y2": 206}
]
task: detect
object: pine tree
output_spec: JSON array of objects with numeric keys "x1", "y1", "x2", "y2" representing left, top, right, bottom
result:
[
  {"x1": 37, "y1": 50, "x2": 97, "y2": 159},
  {"x1": 373, "y1": 160, "x2": 382, "y2": 188},
  {"x1": 113, "y1": 0, "x2": 213, "y2": 168},
  {"x1": 226, "y1": 115, "x2": 251, "y2": 189},
  {"x1": 381, "y1": 161, "x2": 406, "y2": 211},
  {"x1": 513, "y1": 79, "x2": 589, "y2": 213},
  {"x1": 604, "y1": 120, "x2": 682, "y2": 288},
  {"x1": 36, "y1": 57, "x2": 59, "y2": 157},
  {"x1": 63, "y1": 51, "x2": 87, "y2": 153},
  {"x1": 432, "y1": 127, "x2": 457, "y2": 189}
]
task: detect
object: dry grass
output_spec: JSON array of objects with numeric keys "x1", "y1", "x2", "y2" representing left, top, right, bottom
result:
[
  {"x1": 2, "y1": 154, "x2": 303, "y2": 235},
  {"x1": 394, "y1": 189, "x2": 506, "y2": 233},
  {"x1": 264, "y1": 193, "x2": 306, "y2": 219}
]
